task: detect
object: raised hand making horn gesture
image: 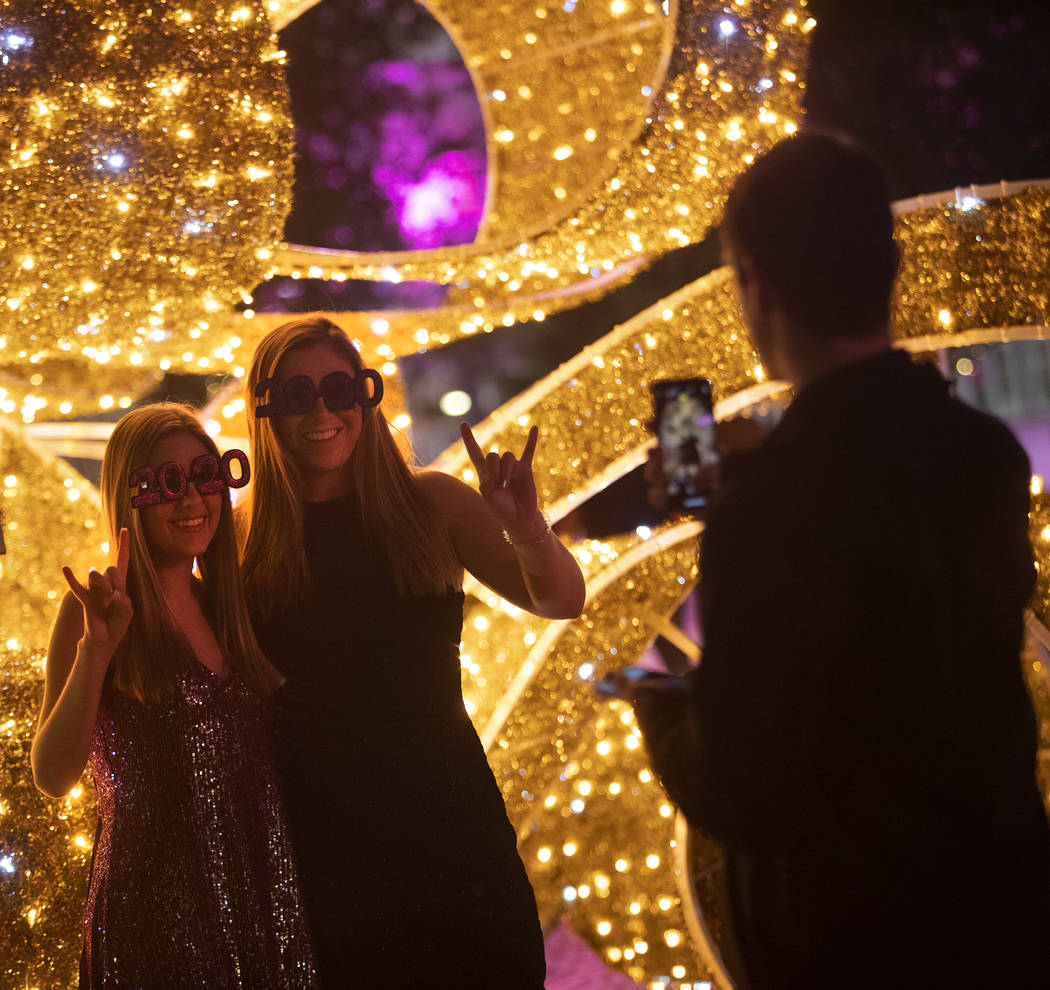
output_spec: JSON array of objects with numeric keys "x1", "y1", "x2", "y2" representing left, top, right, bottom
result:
[
  {"x1": 32, "y1": 527, "x2": 134, "y2": 802},
  {"x1": 459, "y1": 422, "x2": 548, "y2": 546},
  {"x1": 63, "y1": 526, "x2": 134, "y2": 661}
]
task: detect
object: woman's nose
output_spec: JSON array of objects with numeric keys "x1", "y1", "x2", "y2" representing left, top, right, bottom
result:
[{"x1": 180, "y1": 481, "x2": 205, "y2": 506}]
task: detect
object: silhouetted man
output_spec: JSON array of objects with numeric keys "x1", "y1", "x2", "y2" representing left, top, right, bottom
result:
[{"x1": 629, "y1": 133, "x2": 1050, "y2": 988}]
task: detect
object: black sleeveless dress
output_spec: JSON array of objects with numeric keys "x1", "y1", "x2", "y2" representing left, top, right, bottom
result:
[{"x1": 255, "y1": 496, "x2": 546, "y2": 989}]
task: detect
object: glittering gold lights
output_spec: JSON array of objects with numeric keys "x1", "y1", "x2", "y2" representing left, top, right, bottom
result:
[
  {"x1": 261, "y1": 0, "x2": 812, "y2": 333},
  {"x1": 0, "y1": 422, "x2": 106, "y2": 988},
  {"x1": 483, "y1": 523, "x2": 717, "y2": 984},
  {"x1": 893, "y1": 182, "x2": 1050, "y2": 351},
  {"x1": 5, "y1": 1, "x2": 1050, "y2": 988},
  {"x1": 0, "y1": 0, "x2": 294, "y2": 380},
  {"x1": 1, "y1": 0, "x2": 812, "y2": 422},
  {"x1": 430, "y1": 265, "x2": 768, "y2": 517}
]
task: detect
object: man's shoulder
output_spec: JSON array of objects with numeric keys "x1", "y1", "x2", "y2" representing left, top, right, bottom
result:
[
  {"x1": 784, "y1": 352, "x2": 1028, "y2": 472},
  {"x1": 712, "y1": 370, "x2": 1030, "y2": 525},
  {"x1": 925, "y1": 389, "x2": 1030, "y2": 473}
]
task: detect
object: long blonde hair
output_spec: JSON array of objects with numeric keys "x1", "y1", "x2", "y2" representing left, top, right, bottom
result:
[
  {"x1": 239, "y1": 316, "x2": 461, "y2": 620},
  {"x1": 99, "y1": 403, "x2": 281, "y2": 701}
]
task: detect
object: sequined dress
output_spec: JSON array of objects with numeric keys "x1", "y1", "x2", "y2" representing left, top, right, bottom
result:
[
  {"x1": 255, "y1": 496, "x2": 546, "y2": 989},
  {"x1": 82, "y1": 662, "x2": 318, "y2": 988}
]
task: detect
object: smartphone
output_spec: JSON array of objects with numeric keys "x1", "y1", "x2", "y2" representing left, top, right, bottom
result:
[
  {"x1": 595, "y1": 666, "x2": 681, "y2": 700},
  {"x1": 650, "y1": 377, "x2": 718, "y2": 513}
]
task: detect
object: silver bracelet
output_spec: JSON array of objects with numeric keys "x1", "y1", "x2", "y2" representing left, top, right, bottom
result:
[{"x1": 504, "y1": 513, "x2": 551, "y2": 548}]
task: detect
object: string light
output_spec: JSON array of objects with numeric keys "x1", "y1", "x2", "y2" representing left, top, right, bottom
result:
[
  {"x1": 255, "y1": 180, "x2": 1050, "y2": 362},
  {"x1": 487, "y1": 526, "x2": 715, "y2": 984},
  {"x1": 893, "y1": 183, "x2": 1050, "y2": 351},
  {"x1": 1023, "y1": 495, "x2": 1050, "y2": 817},
  {"x1": 262, "y1": 0, "x2": 810, "y2": 307},
  {"x1": 0, "y1": 421, "x2": 106, "y2": 986},
  {"x1": 429, "y1": 265, "x2": 766, "y2": 519},
  {"x1": 0, "y1": 0, "x2": 809, "y2": 414},
  {"x1": 3, "y1": 173, "x2": 1027, "y2": 431},
  {"x1": 0, "y1": 0, "x2": 294, "y2": 382},
  {"x1": 0, "y1": 651, "x2": 97, "y2": 987}
]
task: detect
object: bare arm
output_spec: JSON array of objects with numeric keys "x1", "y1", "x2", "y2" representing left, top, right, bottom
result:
[
  {"x1": 423, "y1": 472, "x2": 585, "y2": 619},
  {"x1": 31, "y1": 531, "x2": 133, "y2": 798},
  {"x1": 423, "y1": 424, "x2": 585, "y2": 619}
]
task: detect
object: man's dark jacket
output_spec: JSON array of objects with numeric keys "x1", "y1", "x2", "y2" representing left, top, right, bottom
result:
[{"x1": 636, "y1": 350, "x2": 1050, "y2": 988}]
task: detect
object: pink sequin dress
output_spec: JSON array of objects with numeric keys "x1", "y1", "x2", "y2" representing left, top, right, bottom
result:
[{"x1": 81, "y1": 662, "x2": 317, "y2": 988}]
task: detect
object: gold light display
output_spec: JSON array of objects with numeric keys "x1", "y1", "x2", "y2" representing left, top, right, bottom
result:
[
  {"x1": 229, "y1": 0, "x2": 674, "y2": 244},
  {"x1": 260, "y1": 0, "x2": 812, "y2": 324},
  {"x1": 1028, "y1": 491, "x2": 1050, "y2": 632},
  {"x1": 0, "y1": 422, "x2": 106, "y2": 989},
  {"x1": 0, "y1": 361, "x2": 162, "y2": 427},
  {"x1": 1021, "y1": 491, "x2": 1050, "y2": 806},
  {"x1": 893, "y1": 182, "x2": 1050, "y2": 351},
  {"x1": 4, "y1": 2, "x2": 1050, "y2": 988},
  {"x1": 9, "y1": 176, "x2": 1047, "y2": 427},
  {"x1": 0, "y1": 0, "x2": 294, "y2": 377},
  {"x1": 428, "y1": 0, "x2": 673, "y2": 243},
  {"x1": 459, "y1": 520, "x2": 728, "y2": 984},
  {"x1": 194, "y1": 178, "x2": 1050, "y2": 376},
  {"x1": 1, "y1": 651, "x2": 98, "y2": 990},
  {"x1": 264, "y1": 179, "x2": 1050, "y2": 366},
  {"x1": 482, "y1": 524, "x2": 718, "y2": 985},
  {"x1": 0, "y1": 419, "x2": 104, "y2": 641},
  {"x1": 1020, "y1": 633, "x2": 1050, "y2": 806},
  {"x1": 431, "y1": 265, "x2": 765, "y2": 513},
  {"x1": 0, "y1": 0, "x2": 811, "y2": 418}
]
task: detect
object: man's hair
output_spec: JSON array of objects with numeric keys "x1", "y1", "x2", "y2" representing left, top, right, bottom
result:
[{"x1": 721, "y1": 131, "x2": 898, "y2": 339}]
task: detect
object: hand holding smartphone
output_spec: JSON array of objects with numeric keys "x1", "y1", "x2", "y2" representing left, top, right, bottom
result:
[
  {"x1": 649, "y1": 377, "x2": 719, "y2": 515},
  {"x1": 595, "y1": 665, "x2": 681, "y2": 701}
]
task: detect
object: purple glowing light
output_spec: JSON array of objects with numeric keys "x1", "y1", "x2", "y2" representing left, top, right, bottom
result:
[
  {"x1": 376, "y1": 150, "x2": 484, "y2": 249},
  {"x1": 401, "y1": 157, "x2": 481, "y2": 240}
]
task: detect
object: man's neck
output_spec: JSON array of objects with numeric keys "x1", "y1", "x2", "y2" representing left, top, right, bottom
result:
[{"x1": 784, "y1": 327, "x2": 893, "y2": 391}]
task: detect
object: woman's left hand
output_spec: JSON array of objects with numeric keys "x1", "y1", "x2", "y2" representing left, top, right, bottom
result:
[{"x1": 460, "y1": 423, "x2": 545, "y2": 541}]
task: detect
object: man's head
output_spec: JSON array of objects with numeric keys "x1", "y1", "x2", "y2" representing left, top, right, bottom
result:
[{"x1": 721, "y1": 131, "x2": 899, "y2": 380}]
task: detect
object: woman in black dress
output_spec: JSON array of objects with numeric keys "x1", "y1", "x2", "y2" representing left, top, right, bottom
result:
[{"x1": 239, "y1": 316, "x2": 585, "y2": 988}]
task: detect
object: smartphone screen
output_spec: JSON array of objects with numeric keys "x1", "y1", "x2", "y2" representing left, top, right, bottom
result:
[
  {"x1": 595, "y1": 666, "x2": 681, "y2": 700},
  {"x1": 650, "y1": 377, "x2": 718, "y2": 513}
]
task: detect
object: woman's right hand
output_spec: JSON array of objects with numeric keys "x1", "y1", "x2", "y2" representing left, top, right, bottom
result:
[
  {"x1": 32, "y1": 528, "x2": 133, "y2": 798},
  {"x1": 62, "y1": 527, "x2": 133, "y2": 659}
]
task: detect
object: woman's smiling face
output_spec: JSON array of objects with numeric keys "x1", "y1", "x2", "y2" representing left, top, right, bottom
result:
[
  {"x1": 137, "y1": 430, "x2": 223, "y2": 569},
  {"x1": 271, "y1": 342, "x2": 363, "y2": 501}
]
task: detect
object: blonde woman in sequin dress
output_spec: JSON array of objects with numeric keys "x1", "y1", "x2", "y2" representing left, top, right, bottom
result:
[
  {"x1": 238, "y1": 317, "x2": 586, "y2": 988},
  {"x1": 32, "y1": 403, "x2": 318, "y2": 988}
]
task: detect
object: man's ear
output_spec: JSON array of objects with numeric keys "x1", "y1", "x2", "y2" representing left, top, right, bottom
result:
[
  {"x1": 734, "y1": 252, "x2": 776, "y2": 314},
  {"x1": 732, "y1": 250, "x2": 757, "y2": 290}
]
